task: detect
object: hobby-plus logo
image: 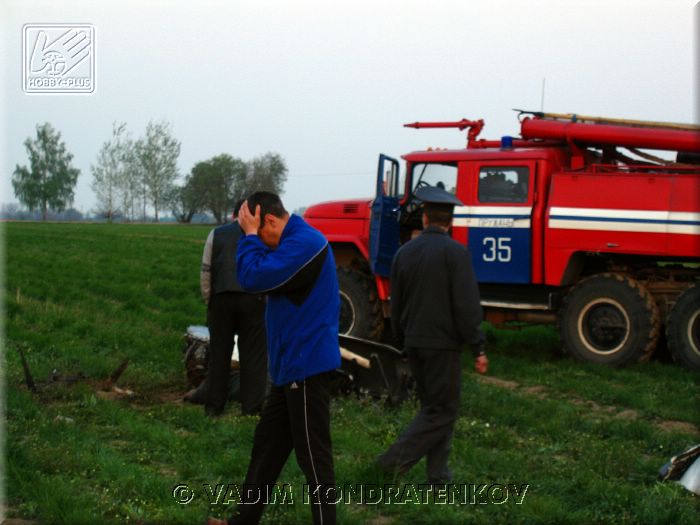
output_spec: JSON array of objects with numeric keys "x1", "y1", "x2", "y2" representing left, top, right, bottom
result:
[{"x1": 23, "y1": 24, "x2": 95, "y2": 94}]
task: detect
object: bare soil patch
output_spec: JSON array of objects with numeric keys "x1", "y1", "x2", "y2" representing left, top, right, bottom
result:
[{"x1": 476, "y1": 375, "x2": 699, "y2": 436}]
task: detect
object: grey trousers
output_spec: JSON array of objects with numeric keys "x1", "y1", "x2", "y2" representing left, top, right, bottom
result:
[{"x1": 377, "y1": 347, "x2": 462, "y2": 483}]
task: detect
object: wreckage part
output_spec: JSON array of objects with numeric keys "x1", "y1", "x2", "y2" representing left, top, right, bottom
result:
[
  {"x1": 659, "y1": 444, "x2": 700, "y2": 484},
  {"x1": 186, "y1": 325, "x2": 210, "y2": 341},
  {"x1": 15, "y1": 344, "x2": 37, "y2": 393},
  {"x1": 336, "y1": 334, "x2": 414, "y2": 401},
  {"x1": 329, "y1": 368, "x2": 354, "y2": 396},
  {"x1": 370, "y1": 353, "x2": 392, "y2": 393},
  {"x1": 107, "y1": 359, "x2": 129, "y2": 387},
  {"x1": 339, "y1": 347, "x2": 371, "y2": 369},
  {"x1": 183, "y1": 340, "x2": 208, "y2": 388},
  {"x1": 183, "y1": 327, "x2": 210, "y2": 388},
  {"x1": 679, "y1": 456, "x2": 700, "y2": 495}
]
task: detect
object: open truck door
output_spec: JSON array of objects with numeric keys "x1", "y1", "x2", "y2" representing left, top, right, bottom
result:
[{"x1": 369, "y1": 154, "x2": 401, "y2": 277}]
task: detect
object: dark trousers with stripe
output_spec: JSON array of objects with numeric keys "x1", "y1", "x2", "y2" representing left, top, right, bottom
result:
[
  {"x1": 376, "y1": 348, "x2": 462, "y2": 483},
  {"x1": 207, "y1": 292, "x2": 267, "y2": 415},
  {"x1": 228, "y1": 371, "x2": 336, "y2": 525}
]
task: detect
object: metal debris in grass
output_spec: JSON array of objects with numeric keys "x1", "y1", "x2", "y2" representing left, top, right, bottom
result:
[{"x1": 15, "y1": 343, "x2": 134, "y2": 399}]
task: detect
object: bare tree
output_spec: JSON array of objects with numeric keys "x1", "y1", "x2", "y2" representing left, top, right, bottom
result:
[
  {"x1": 119, "y1": 146, "x2": 142, "y2": 222},
  {"x1": 134, "y1": 121, "x2": 181, "y2": 222},
  {"x1": 91, "y1": 122, "x2": 131, "y2": 222}
]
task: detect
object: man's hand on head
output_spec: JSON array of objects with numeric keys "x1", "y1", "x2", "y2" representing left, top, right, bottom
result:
[{"x1": 239, "y1": 200, "x2": 261, "y2": 235}]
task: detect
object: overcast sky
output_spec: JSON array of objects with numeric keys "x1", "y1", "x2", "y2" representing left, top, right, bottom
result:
[{"x1": 1, "y1": 0, "x2": 697, "y2": 216}]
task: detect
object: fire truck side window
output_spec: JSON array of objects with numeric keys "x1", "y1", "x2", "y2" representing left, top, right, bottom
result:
[
  {"x1": 478, "y1": 166, "x2": 529, "y2": 203},
  {"x1": 411, "y1": 163, "x2": 458, "y2": 194}
]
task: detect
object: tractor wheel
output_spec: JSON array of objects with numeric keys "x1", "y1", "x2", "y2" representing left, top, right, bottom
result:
[
  {"x1": 559, "y1": 273, "x2": 660, "y2": 366},
  {"x1": 337, "y1": 266, "x2": 383, "y2": 340},
  {"x1": 666, "y1": 285, "x2": 700, "y2": 371}
]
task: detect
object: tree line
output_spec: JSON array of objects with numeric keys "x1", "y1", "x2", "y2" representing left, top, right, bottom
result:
[{"x1": 11, "y1": 121, "x2": 287, "y2": 223}]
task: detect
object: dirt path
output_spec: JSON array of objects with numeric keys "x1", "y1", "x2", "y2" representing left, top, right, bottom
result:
[{"x1": 477, "y1": 375, "x2": 699, "y2": 437}]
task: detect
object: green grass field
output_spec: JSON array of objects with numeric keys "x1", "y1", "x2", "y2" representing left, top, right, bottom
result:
[{"x1": 3, "y1": 222, "x2": 700, "y2": 524}]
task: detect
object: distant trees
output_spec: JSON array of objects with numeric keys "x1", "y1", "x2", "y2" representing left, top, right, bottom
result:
[
  {"x1": 91, "y1": 122, "x2": 131, "y2": 222},
  {"x1": 117, "y1": 148, "x2": 141, "y2": 222},
  {"x1": 9, "y1": 121, "x2": 289, "y2": 224},
  {"x1": 189, "y1": 154, "x2": 247, "y2": 223},
  {"x1": 135, "y1": 121, "x2": 181, "y2": 222},
  {"x1": 12, "y1": 123, "x2": 80, "y2": 221},
  {"x1": 184, "y1": 152, "x2": 288, "y2": 224},
  {"x1": 10, "y1": 121, "x2": 290, "y2": 224},
  {"x1": 89, "y1": 120, "x2": 181, "y2": 222},
  {"x1": 246, "y1": 152, "x2": 288, "y2": 196},
  {"x1": 165, "y1": 181, "x2": 199, "y2": 224}
]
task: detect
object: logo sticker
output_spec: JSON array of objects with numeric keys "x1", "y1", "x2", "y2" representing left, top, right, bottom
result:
[{"x1": 23, "y1": 24, "x2": 95, "y2": 94}]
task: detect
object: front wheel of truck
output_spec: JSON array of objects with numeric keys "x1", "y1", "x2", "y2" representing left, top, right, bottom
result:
[
  {"x1": 559, "y1": 273, "x2": 660, "y2": 366},
  {"x1": 337, "y1": 266, "x2": 384, "y2": 341}
]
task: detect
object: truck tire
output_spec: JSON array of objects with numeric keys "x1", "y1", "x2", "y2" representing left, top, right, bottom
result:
[
  {"x1": 337, "y1": 266, "x2": 383, "y2": 340},
  {"x1": 559, "y1": 273, "x2": 660, "y2": 366},
  {"x1": 666, "y1": 285, "x2": 700, "y2": 371}
]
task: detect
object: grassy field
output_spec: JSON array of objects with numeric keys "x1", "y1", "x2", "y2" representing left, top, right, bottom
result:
[{"x1": 3, "y1": 222, "x2": 700, "y2": 525}]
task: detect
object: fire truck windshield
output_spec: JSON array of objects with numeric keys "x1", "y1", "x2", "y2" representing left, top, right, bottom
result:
[{"x1": 412, "y1": 162, "x2": 458, "y2": 194}]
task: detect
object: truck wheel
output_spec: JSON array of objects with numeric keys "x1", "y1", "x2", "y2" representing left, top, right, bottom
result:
[
  {"x1": 666, "y1": 285, "x2": 700, "y2": 371},
  {"x1": 337, "y1": 266, "x2": 383, "y2": 340},
  {"x1": 559, "y1": 273, "x2": 660, "y2": 366}
]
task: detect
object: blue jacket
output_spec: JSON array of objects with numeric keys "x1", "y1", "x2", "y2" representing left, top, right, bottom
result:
[{"x1": 237, "y1": 214, "x2": 341, "y2": 386}]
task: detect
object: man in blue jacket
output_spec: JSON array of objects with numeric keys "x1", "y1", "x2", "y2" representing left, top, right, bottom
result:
[{"x1": 208, "y1": 191, "x2": 340, "y2": 525}]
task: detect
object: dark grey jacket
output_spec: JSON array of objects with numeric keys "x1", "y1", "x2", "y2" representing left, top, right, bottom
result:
[
  {"x1": 200, "y1": 222, "x2": 245, "y2": 302},
  {"x1": 390, "y1": 225, "x2": 485, "y2": 356}
]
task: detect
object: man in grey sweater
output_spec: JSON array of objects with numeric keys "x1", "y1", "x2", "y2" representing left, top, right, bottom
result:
[{"x1": 195, "y1": 204, "x2": 268, "y2": 416}]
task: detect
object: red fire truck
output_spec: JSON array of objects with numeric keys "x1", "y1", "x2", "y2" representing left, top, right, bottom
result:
[{"x1": 303, "y1": 111, "x2": 700, "y2": 370}]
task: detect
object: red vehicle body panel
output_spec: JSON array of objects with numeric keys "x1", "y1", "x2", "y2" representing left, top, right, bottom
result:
[
  {"x1": 304, "y1": 198, "x2": 372, "y2": 260},
  {"x1": 545, "y1": 172, "x2": 700, "y2": 285}
]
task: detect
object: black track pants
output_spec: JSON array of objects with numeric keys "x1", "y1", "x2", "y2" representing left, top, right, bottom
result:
[{"x1": 228, "y1": 371, "x2": 336, "y2": 525}]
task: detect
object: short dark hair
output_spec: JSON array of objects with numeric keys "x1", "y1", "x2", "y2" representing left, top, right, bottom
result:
[
  {"x1": 424, "y1": 203, "x2": 454, "y2": 228},
  {"x1": 245, "y1": 191, "x2": 288, "y2": 219},
  {"x1": 232, "y1": 199, "x2": 245, "y2": 219}
]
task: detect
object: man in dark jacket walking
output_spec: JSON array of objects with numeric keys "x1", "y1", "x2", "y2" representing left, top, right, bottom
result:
[
  {"x1": 193, "y1": 205, "x2": 268, "y2": 417},
  {"x1": 376, "y1": 186, "x2": 488, "y2": 484},
  {"x1": 208, "y1": 192, "x2": 341, "y2": 525}
]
